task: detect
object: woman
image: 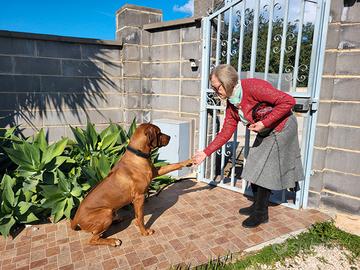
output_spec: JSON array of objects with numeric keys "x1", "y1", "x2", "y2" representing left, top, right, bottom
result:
[{"x1": 193, "y1": 64, "x2": 304, "y2": 228}]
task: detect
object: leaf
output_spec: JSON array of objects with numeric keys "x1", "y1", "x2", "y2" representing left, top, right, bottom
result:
[
  {"x1": 58, "y1": 173, "x2": 70, "y2": 193},
  {"x1": 2, "y1": 175, "x2": 15, "y2": 213},
  {"x1": 97, "y1": 155, "x2": 110, "y2": 179},
  {"x1": 41, "y1": 193, "x2": 64, "y2": 209},
  {"x1": 63, "y1": 197, "x2": 74, "y2": 219},
  {"x1": 21, "y1": 212, "x2": 39, "y2": 223},
  {"x1": 100, "y1": 132, "x2": 118, "y2": 151},
  {"x1": 0, "y1": 216, "x2": 16, "y2": 237},
  {"x1": 17, "y1": 201, "x2": 32, "y2": 215},
  {"x1": 70, "y1": 186, "x2": 82, "y2": 197},
  {"x1": 40, "y1": 185, "x2": 59, "y2": 197},
  {"x1": 34, "y1": 129, "x2": 48, "y2": 152},
  {"x1": 3, "y1": 147, "x2": 34, "y2": 170},
  {"x1": 70, "y1": 126, "x2": 87, "y2": 149},
  {"x1": 52, "y1": 199, "x2": 66, "y2": 223},
  {"x1": 42, "y1": 139, "x2": 68, "y2": 164},
  {"x1": 127, "y1": 118, "x2": 137, "y2": 139},
  {"x1": 86, "y1": 122, "x2": 98, "y2": 150},
  {"x1": 23, "y1": 142, "x2": 40, "y2": 169}
]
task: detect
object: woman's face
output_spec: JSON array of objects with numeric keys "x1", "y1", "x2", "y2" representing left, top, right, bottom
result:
[{"x1": 210, "y1": 75, "x2": 227, "y2": 99}]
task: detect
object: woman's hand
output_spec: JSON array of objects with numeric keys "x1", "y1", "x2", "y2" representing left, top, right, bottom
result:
[
  {"x1": 248, "y1": 121, "x2": 266, "y2": 133},
  {"x1": 192, "y1": 150, "x2": 207, "y2": 165}
]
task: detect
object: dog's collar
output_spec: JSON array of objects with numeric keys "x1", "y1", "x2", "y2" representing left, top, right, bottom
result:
[{"x1": 126, "y1": 145, "x2": 151, "y2": 159}]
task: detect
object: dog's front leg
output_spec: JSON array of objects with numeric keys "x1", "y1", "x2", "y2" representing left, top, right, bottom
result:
[
  {"x1": 133, "y1": 194, "x2": 154, "y2": 236},
  {"x1": 156, "y1": 159, "x2": 193, "y2": 177}
]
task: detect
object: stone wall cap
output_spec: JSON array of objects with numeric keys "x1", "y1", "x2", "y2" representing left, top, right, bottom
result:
[
  {"x1": 116, "y1": 4, "x2": 162, "y2": 15},
  {"x1": 0, "y1": 30, "x2": 123, "y2": 47},
  {"x1": 143, "y1": 17, "x2": 202, "y2": 31}
]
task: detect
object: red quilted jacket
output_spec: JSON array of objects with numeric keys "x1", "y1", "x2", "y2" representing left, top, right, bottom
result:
[{"x1": 204, "y1": 78, "x2": 296, "y2": 156}]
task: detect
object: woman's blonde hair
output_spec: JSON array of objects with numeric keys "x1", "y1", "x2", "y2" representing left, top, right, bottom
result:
[{"x1": 210, "y1": 64, "x2": 239, "y2": 97}]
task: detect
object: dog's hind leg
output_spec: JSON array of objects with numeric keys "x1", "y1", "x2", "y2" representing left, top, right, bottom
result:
[{"x1": 88, "y1": 209, "x2": 122, "y2": 247}]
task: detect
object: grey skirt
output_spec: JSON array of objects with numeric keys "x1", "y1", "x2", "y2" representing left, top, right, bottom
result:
[{"x1": 241, "y1": 114, "x2": 304, "y2": 190}]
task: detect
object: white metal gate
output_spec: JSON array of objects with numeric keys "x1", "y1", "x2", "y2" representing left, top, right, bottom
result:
[{"x1": 197, "y1": 0, "x2": 331, "y2": 209}]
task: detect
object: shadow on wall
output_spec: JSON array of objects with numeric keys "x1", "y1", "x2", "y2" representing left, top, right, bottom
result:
[{"x1": 0, "y1": 35, "x2": 122, "y2": 138}]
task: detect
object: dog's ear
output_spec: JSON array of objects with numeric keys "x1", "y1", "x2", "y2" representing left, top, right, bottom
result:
[{"x1": 145, "y1": 126, "x2": 157, "y2": 146}]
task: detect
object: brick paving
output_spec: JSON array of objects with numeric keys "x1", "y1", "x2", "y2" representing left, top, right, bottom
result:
[{"x1": 0, "y1": 179, "x2": 330, "y2": 270}]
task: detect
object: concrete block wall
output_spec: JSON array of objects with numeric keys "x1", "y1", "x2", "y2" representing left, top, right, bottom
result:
[
  {"x1": 0, "y1": 31, "x2": 123, "y2": 141},
  {"x1": 116, "y1": 5, "x2": 202, "y2": 152},
  {"x1": 309, "y1": 0, "x2": 360, "y2": 215}
]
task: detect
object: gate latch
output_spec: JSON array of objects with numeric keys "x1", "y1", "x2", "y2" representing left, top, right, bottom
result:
[{"x1": 293, "y1": 97, "x2": 312, "y2": 113}]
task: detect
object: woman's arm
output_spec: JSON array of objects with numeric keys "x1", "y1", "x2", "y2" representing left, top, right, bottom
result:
[
  {"x1": 249, "y1": 79, "x2": 296, "y2": 128},
  {"x1": 203, "y1": 101, "x2": 239, "y2": 156}
]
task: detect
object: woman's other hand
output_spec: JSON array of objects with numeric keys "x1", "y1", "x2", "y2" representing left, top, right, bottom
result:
[
  {"x1": 248, "y1": 121, "x2": 266, "y2": 133},
  {"x1": 193, "y1": 151, "x2": 207, "y2": 165}
]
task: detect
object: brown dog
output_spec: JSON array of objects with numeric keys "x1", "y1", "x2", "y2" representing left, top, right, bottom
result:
[{"x1": 70, "y1": 123, "x2": 192, "y2": 246}]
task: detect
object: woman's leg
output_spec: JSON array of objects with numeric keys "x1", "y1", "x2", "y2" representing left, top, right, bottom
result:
[
  {"x1": 239, "y1": 183, "x2": 258, "y2": 215},
  {"x1": 242, "y1": 186, "x2": 271, "y2": 228}
]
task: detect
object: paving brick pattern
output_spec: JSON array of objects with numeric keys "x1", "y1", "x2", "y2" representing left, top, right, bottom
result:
[{"x1": 0, "y1": 179, "x2": 330, "y2": 270}]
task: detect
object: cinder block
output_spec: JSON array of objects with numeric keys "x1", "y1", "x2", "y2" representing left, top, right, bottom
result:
[
  {"x1": 181, "y1": 79, "x2": 201, "y2": 96},
  {"x1": 123, "y1": 62, "x2": 140, "y2": 77},
  {"x1": 181, "y1": 43, "x2": 201, "y2": 60},
  {"x1": 14, "y1": 57, "x2": 61, "y2": 75},
  {"x1": 103, "y1": 94, "x2": 122, "y2": 108},
  {"x1": 180, "y1": 97, "x2": 200, "y2": 114},
  {"x1": 325, "y1": 148, "x2": 360, "y2": 175},
  {"x1": 87, "y1": 109, "x2": 123, "y2": 124},
  {"x1": 36, "y1": 40, "x2": 81, "y2": 59},
  {"x1": 84, "y1": 78, "x2": 122, "y2": 93},
  {"x1": 311, "y1": 148, "x2": 326, "y2": 171},
  {"x1": 117, "y1": 8, "x2": 161, "y2": 29},
  {"x1": 46, "y1": 126, "x2": 67, "y2": 143},
  {"x1": 141, "y1": 46, "x2": 151, "y2": 61},
  {"x1": 322, "y1": 52, "x2": 337, "y2": 75},
  {"x1": 339, "y1": 24, "x2": 360, "y2": 49},
  {"x1": 329, "y1": 0, "x2": 342, "y2": 23},
  {"x1": 309, "y1": 171, "x2": 324, "y2": 193},
  {"x1": 330, "y1": 102, "x2": 360, "y2": 126},
  {"x1": 16, "y1": 110, "x2": 43, "y2": 127},
  {"x1": 319, "y1": 78, "x2": 334, "y2": 100},
  {"x1": 326, "y1": 24, "x2": 340, "y2": 50},
  {"x1": 328, "y1": 126, "x2": 360, "y2": 151},
  {"x1": 123, "y1": 45, "x2": 140, "y2": 61},
  {"x1": 41, "y1": 76, "x2": 84, "y2": 92},
  {"x1": 323, "y1": 170, "x2": 360, "y2": 197},
  {"x1": 0, "y1": 111, "x2": 16, "y2": 128},
  {"x1": 150, "y1": 45, "x2": 180, "y2": 61},
  {"x1": 103, "y1": 61, "x2": 122, "y2": 77},
  {"x1": 116, "y1": 28, "x2": 141, "y2": 44},
  {"x1": 124, "y1": 110, "x2": 142, "y2": 123},
  {"x1": 307, "y1": 191, "x2": 320, "y2": 208},
  {"x1": 142, "y1": 30, "x2": 151, "y2": 45},
  {"x1": 143, "y1": 95, "x2": 179, "y2": 111},
  {"x1": 150, "y1": 110, "x2": 179, "y2": 122},
  {"x1": 147, "y1": 80, "x2": 180, "y2": 95},
  {"x1": 151, "y1": 29, "x2": 180, "y2": 45},
  {"x1": 0, "y1": 75, "x2": 41, "y2": 92},
  {"x1": 181, "y1": 62, "x2": 201, "y2": 78},
  {"x1": 142, "y1": 63, "x2": 180, "y2": 78},
  {"x1": 0, "y1": 56, "x2": 13, "y2": 73},
  {"x1": 81, "y1": 44, "x2": 121, "y2": 61},
  {"x1": 336, "y1": 52, "x2": 360, "y2": 75},
  {"x1": 0, "y1": 93, "x2": 18, "y2": 110},
  {"x1": 181, "y1": 26, "x2": 201, "y2": 42},
  {"x1": 62, "y1": 60, "x2": 102, "y2": 77},
  {"x1": 126, "y1": 94, "x2": 142, "y2": 109},
  {"x1": 0, "y1": 37, "x2": 35, "y2": 56},
  {"x1": 17, "y1": 93, "x2": 43, "y2": 111},
  {"x1": 124, "y1": 78, "x2": 141, "y2": 93},
  {"x1": 320, "y1": 192, "x2": 360, "y2": 214},
  {"x1": 314, "y1": 125, "x2": 329, "y2": 148},
  {"x1": 42, "y1": 110, "x2": 87, "y2": 126},
  {"x1": 342, "y1": 3, "x2": 360, "y2": 23},
  {"x1": 316, "y1": 102, "x2": 331, "y2": 124},
  {"x1": 333, "y1": 78, "x2": 360, "y2": 101}
]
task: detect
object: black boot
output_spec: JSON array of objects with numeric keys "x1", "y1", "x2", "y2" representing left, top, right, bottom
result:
[
  {"x1": 239, "y1": 184, "x2": 258, "y2": 215},
  {"x1": 242, "y1": 186, "x2": 271, "y2": 228}
]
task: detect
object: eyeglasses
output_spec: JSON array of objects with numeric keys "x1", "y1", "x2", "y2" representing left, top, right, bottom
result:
[{"x1": 211, "y1": 83, "x2": 223, "y2": 93}]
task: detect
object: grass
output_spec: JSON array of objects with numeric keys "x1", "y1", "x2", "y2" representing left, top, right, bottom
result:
[{"x1": 172, "y1": 221, "x2": 360, "y2": 270}]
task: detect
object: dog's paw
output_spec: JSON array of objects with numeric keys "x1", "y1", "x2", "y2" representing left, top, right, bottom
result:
[
  {"x1": 108, "y1": 238, "x2": 122, "y2": 247},
  {"x1": 141, "y1": 228, "x2": 155, "y2": 236}
]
